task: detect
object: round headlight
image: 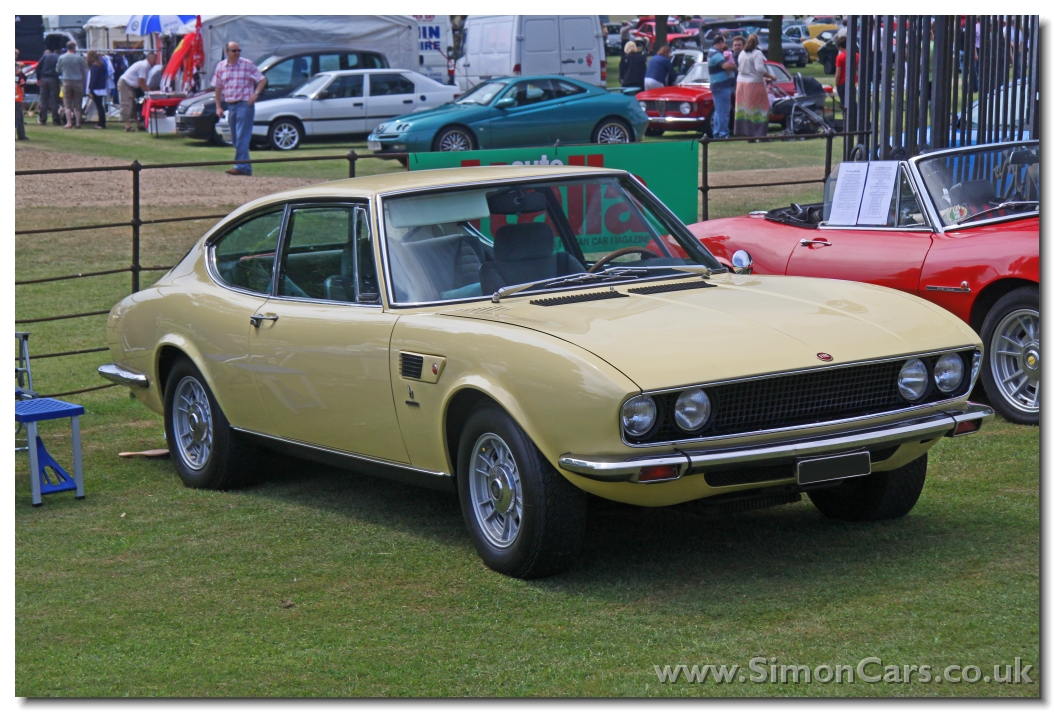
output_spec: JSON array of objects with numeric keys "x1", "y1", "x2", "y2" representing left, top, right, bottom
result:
[
  {"x1": 674, "y1": 388, "x2": 711, "y2": 431},
  {"x1": 898, "y1": 358, "x2": 928, "y2": 401},
  {"x1": 934, "y1": 352, "x2": 964, "y2": 393},
  {"x1": 639, "y1": 101, "x2": 647, "y2": 111},
  {"x1": 621, "y1": 395, "x2": 657, "y2": 437},
  {"x1": 679, "y1": 101, "x2": 693, "y2": 115}
]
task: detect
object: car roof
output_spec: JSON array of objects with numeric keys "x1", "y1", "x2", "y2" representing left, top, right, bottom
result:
[
  {"x1": 228, "y1": 166, "x2": 627, "y2": 216},
  {"x1": 314, "y1": 69, "x2": 412, "y2": 76}
]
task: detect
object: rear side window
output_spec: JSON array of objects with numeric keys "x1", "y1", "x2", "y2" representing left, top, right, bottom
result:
[
  {"x1": 369, "y1": 73, "x2": 415, "y2": 96},
  {"x1": 212, "y1": 210, "x2": 284, "y2": 294},
  {"x1": 553, "y1": 79, "x2": 587, "y2": 97},
  {"x1": 263, "y1": 57, "x2": 311, "y2": 92},
  {"x1": 361, "y1": 53, "x2": 387, "y2": 69},
  {"x1": 318, "y1": 54, "x2": 342, "y2": 72}
]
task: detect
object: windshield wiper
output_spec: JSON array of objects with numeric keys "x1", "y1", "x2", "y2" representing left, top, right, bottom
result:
[
  {"x1": 491, "y1": 273, "x2": 607, "y2": 303},
  {"x1": 954, "y1": 200, "x2": 1038, "y2": 226}
]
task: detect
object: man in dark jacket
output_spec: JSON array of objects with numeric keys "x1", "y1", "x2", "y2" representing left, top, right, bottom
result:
[
  {"x1": 35, "y1": 48, "x2": 61, "y2": 125},
  {"x1": 643, "y1": 44, "x2": 676, "y2": 90}
]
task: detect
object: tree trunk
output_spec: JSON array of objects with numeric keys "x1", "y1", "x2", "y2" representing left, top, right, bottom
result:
[
  {"x1": 766, "y1": 15, "x2": 784, "y2": 64},
  {"x1": 655, "y1": 16, "x2": 668, "y2": 52}
]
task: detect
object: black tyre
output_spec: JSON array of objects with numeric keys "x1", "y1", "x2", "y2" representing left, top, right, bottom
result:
[
  {"x1": 267, "y1": 118, "x2": 302, "y2": 151},
  {"x1": 592, "y1": 117, "x2": 633, "y2": 144},
  {"x1": 433, "y1": 125, "x2": 476, "y2": 151},
  {"x1": 797, "y1": 58, "x2": 808, "y2": 67},
  {"x1": 644, "y1": 125, "x2": 666, "y2": 137},
  {"x1": 823, "y1": 57, "x2": 835, "y2": 75},
  {"x1": 163, "y1": 358, "x2": 261, "y2": 490},
  {"x1": 456, "y1": 404, "x2": 587, "y2": 578},
  {"x1": 979, "y1": 285, "x2": 1039, "y2": 424},
  {"x1": 808, "y1": 454, "x2": 927, "y2": 521}
]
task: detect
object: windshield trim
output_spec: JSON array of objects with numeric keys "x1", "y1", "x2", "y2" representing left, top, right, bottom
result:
[{"x1": 374, "y1": 173, "x2": 723, "y2": 309}]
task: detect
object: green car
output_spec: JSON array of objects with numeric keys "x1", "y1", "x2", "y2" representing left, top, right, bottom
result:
[{"x1": 367, "y1": 75, "x2": 649, "y2": 153}]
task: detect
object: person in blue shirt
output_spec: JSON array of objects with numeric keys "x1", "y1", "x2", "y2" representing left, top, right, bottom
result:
[
  {"x1": 707, "y1": 34, "x2": 737, "y2": 138},
  {"x1": 643, "y1": 44, "x2": 676, "y2": 90}
]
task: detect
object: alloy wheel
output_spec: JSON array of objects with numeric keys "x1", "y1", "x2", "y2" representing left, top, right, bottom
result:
[
  {"x1": 439, "y1": 130, "x2": 472, "y2": 151},
  {"x1": 172, "y1": 375, "x2": 214, "y2": 470},
  {"x1": 469, "y1": 433, "x2": 523, "y2": 549},
  {"x1": 272, "y1": 123, "x2": 300, "y2": 150},
  {"x1": 991, "y1": 308, "x2": 1040, "y2": 414},
  {"x1": 597, "y1": 123, "x2": 630, "y2": 143}
]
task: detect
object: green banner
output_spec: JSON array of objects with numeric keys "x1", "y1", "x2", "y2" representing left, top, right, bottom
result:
[{"x1": 408, "y1": 141, "x2": 699, "y2": 224}]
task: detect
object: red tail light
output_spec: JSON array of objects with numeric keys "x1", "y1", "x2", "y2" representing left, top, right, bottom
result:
[
  {"x1": 513, "y1": 63, "x2": 521, "y2": 75},
  {"x1": 601, "y1": 62, "x2": 607, "y2": 83}
]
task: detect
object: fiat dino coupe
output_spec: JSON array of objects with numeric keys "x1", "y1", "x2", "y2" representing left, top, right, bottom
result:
[{"x1": 101, "y1": 165, "x2": 992, "y2": 578}]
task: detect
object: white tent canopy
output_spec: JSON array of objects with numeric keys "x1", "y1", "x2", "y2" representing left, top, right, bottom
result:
[
  {"x1": 83, "y1": 15, "x2": 170, "y2": 51},
  {"x1": 183, "y1": 15, "x2": 419, "y2": 80}
]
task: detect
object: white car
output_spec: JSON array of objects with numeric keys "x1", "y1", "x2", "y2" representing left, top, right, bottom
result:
[{"x1": 216, "y1": 69, "x2": 459, "y2": 150}]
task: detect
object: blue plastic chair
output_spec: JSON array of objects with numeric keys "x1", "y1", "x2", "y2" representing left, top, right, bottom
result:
[{"x1": 15, "y1": 398, "x2": 85, "y2": 507}]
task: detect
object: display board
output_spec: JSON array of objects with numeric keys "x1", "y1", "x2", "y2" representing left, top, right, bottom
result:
[{"x1": 828, "y1": 160, "x2": 900, "y2": 226}]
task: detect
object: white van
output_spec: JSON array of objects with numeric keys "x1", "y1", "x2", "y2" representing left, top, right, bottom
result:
[
  {"x1": 455, "y1": 15, "x2": 606, "y2": 91},
  {"x1": 414, "y1": 15, "x2": 455, "y2": 85}
]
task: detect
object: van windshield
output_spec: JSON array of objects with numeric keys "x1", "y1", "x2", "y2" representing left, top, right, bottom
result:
[{"x1": 456, "y1": 81, "x2": 508, "y2": 105}]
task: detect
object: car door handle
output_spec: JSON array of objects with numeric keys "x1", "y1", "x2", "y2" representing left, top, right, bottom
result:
[
  {"x1": 403, "y1": 99, "x2": 414, "y2": 104},
  {"x1": 249, "y1": 314, "x2": 279, "y2": 327},
  {"x1": 561, "y1": 58, "x2": 576, "y2": 63},
  {"x1": 353, "y1": 102, "x2": 363, "y2": 107},
  {"x1": 799, "y1": 239, "x2": 832, "y2": 247}
]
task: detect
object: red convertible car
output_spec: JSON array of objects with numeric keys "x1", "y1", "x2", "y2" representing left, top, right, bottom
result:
[
  {"x1": 636, "y1": 60, "x2": 796, "y2": 136},
  {"x1": 690, "y1": 141, "x2": 1039, "y2": 424}
]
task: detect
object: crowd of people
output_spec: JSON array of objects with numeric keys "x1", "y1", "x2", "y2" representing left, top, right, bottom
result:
[{"x1": 16, "y1": 42, "x2": 167, "y2": 133}]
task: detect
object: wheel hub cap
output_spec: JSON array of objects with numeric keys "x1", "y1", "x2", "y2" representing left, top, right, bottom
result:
[{"x1": 487, "y1": 465, "x2": 517, "y2": 514}]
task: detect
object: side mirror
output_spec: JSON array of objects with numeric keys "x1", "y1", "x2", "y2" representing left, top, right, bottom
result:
[
  {"x1": 731, "y1": 250, "x2": 754, "y2": 275},
  {"x1": 316, "y1": 89, "x2": 330, "y2": 99},
  {"x1": 494, "y1": 96, "x2": 515, "y2": 109}
]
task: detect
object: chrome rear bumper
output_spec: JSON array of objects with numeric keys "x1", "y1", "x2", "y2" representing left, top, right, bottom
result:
[
  {"x1": 558, "y1": 403, "x2": 993, "y2": 483},
  {"x1": 98, "y1": 363, "x2": 149, "y2": 389}
]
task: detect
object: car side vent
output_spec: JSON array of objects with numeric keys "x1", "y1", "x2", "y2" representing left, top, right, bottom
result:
[
  {"x1": 400, "y1": 353, "x2": 424, "y2": 380},
  {"x1": 530, "y1": 291, "x2": 628, "y2": 307},
  {"x1": 628, "y1": 279, "x2": 717, "y2": 295}
]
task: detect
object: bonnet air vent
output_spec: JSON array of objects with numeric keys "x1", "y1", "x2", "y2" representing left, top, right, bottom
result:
[
  {"x1": 400, "y1": 353, "x2": 424, "y2": 380},
  {"x1": 628, "y1": 279, "x2": 716, "y2": 295},
  {"x1": 530, "y1": 291, "x2": 628, "y2": 307}
]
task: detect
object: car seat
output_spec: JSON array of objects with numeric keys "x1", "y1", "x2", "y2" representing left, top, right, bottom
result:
[{"x1": 479, "y1": 223, "x2": 586, "y2": 295}]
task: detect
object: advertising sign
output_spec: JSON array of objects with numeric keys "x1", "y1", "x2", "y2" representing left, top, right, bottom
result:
[
  {"x1": 408, "y1": 141, "x2": 700, "y2": 224},
  {"x1": 413, "y1": 15, "x2": 453, "y2": 85}
]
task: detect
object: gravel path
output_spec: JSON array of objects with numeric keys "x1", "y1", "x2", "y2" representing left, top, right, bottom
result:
[{"x1": 15, "y1": 146, "x2": 327, "y2": 208}]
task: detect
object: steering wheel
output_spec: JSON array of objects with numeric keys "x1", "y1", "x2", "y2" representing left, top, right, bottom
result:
[{"x1": 587, "y1": 247, "x2": 660, "y2": 273}]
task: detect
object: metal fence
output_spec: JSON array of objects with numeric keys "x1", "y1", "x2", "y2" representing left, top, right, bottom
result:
[
  {"x1": 844, "y1": 15, "x2": 1039, "y2": 161},
  {"x1": 16, "y1": 135, "x2": 861, "y2": 397}
]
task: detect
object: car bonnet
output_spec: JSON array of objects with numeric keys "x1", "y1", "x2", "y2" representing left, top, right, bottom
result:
[{"x1": 441, "y1": 273, "x2": 977, "y2": 391}]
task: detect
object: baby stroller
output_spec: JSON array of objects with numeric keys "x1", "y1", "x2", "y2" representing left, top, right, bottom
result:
[{"x1": 771, "y1": 74, "x2": 838, "y2": 135}]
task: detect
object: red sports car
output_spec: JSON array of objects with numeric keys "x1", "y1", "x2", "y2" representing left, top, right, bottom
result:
[
  {"x1": 635, "y1": 60, "x2": 796, "y2": 136},
  {"x1": 632, "y1": 21, "x2": 695, "y2": 49},
  {"x1": 689, "y1": 141, "x2": 1040, "y2": 424}
]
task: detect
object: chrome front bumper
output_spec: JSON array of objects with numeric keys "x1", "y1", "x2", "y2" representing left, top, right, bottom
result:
[
  {"x1": 98, "y1": 363, "x2": 149, "y2": 389},
  {"x1": 647, "y1": 115, "x2": 705, "y2": 125},
  {"x1": 559, "y1": 403, "x2": 994, "y2": 483}
]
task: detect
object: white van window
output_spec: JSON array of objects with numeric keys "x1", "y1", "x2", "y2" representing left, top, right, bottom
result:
[
  {"x1": 561, "y1": 17, "x2": 596, "y2": 51},
  {"x1": 523, "y1": 19, "x2": 557, "y2": 52}
]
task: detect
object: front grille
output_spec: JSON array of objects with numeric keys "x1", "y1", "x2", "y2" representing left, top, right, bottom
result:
[
  {"x1": 399, "y1": 353, "x2": 423, "y2": 380},
  {"x1": 627, "y1": 349, "x2": 978, "y2": 445}
]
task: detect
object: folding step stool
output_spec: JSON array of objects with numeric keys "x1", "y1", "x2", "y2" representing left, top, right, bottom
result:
[{"x1": 15, "y1": 398, "x2": 85, "y2": 507}]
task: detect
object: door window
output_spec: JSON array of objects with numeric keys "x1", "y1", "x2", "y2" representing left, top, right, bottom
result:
[
  {"x1": 318, "y1": 54, "x2": 342, "y2": 72},
  {"x1": 769, "y1": 64, "x2": 792, "y2": 83},
  {"x1": 553, "y1": 79, "x2": 587, "y2": 97},
  {"x1": 329, "y1": 74, "x2": 364, "y2": 99},
  {"x1": 504, "y1": 79, "x2": 559, "y2": 107},
  {"x1": 263, "y1": 57, "x2": 311, "y2": 93},
  {"x1": 369, "y1": 73, "x2": 416, "y2": 96},
  {"x1": 212, "y1": 210, "x2": 285, "y2": 294},
  {"x1": 277, "y1": 206, "x2": 378, "y2": 303}
]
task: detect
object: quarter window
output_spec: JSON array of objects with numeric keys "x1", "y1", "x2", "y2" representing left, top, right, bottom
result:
[{"x1": 212, "y1": 210, "x2": 284, "y2": 294}]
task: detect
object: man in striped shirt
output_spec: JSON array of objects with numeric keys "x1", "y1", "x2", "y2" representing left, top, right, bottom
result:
[{"x1": 213, "y1": 41, "x2": 267, "y2": 175}]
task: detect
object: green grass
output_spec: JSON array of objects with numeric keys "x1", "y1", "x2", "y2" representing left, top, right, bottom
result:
[{"x1": 14, "y1": 190, "x2": 1042, "y2": 698}]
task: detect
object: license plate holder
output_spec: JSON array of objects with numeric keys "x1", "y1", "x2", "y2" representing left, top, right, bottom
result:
[
  {"x1": 367, "y1": 141, "x2": 382, "y2": 151},
  {"x1": 796, "y1": 451, "x2": 871, "y2": 485}
]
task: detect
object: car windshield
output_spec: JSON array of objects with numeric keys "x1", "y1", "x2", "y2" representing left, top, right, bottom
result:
[
  {"x1": 382, "y1": 175, "x2": 722, "y2": 304},
  {"x1": 291, "y1": 75, "x2": 330, "y2": 97},
  {"x1": 455, "y1": 81, "x2": 508, "y2": 105},
  {"x1": 915, "y1": 143, "x2": 1039, "y2": 227},
  {"x1": 680, "y1": 63, "x2": 711, "y2": 84}
]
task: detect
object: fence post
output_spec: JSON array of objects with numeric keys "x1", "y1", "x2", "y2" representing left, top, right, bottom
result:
[
  {"x1": 700, "y1": 136, "x2": 710, "y2": 222},
  {"x1": 824, "y1": 131, "x2": 834, "y2": 181},
  {"x1": 131, "y1": 160, "x2": 141, "y2": 293},
  {"x1": 347, "y1": 150, "x2": 357, "y2": 179}
]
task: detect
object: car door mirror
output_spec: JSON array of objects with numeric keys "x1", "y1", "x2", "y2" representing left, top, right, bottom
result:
[
  {"x1": 316, "y1": 89, "x2": 330, "y2": 100},
  {"x1": 494, "y1": 96, "x2": 515, "y2": 109}
]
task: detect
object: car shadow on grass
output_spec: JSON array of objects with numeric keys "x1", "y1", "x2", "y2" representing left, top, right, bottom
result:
[{"x1": 245, "y1": 453, "x2": 963, "y2": 597}]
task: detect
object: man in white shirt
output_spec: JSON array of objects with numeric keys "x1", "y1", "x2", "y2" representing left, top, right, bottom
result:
[{"x1": 118, "y1": 52, "x2": 157, "y2": 132}]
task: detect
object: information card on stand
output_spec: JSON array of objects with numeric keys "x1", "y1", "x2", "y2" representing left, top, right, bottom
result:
[{"x1": 828, "y1": 161, "x2": 900, "y2": 226}]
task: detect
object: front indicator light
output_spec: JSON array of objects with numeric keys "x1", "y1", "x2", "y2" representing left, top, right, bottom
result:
[
  {"x1": 953, "y1": 419, "x2": 982, "y2": 436},
  {"x1": 934, "y1": 352, "x2": 964, "y2": 393},
  {"x1": 621, "y1": 395, "x2": 657, "y2": 437},
  {"x1": 674, "y1": 387, "x2": 711, "y2": 431},
  {"x1": 970, "y1": 352, "x2": 982, "y2": 388},
  {"x1": 898, "y1": 359, "x2": 928, "y2": 401},
  {"x1": 638, "y1": 465, "x2": 679, "y2": 482}
]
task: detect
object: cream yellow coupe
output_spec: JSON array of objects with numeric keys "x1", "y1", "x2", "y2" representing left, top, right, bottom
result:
[{"x1": 100, "y1": 165, "x2": 992, "y2": 578}]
